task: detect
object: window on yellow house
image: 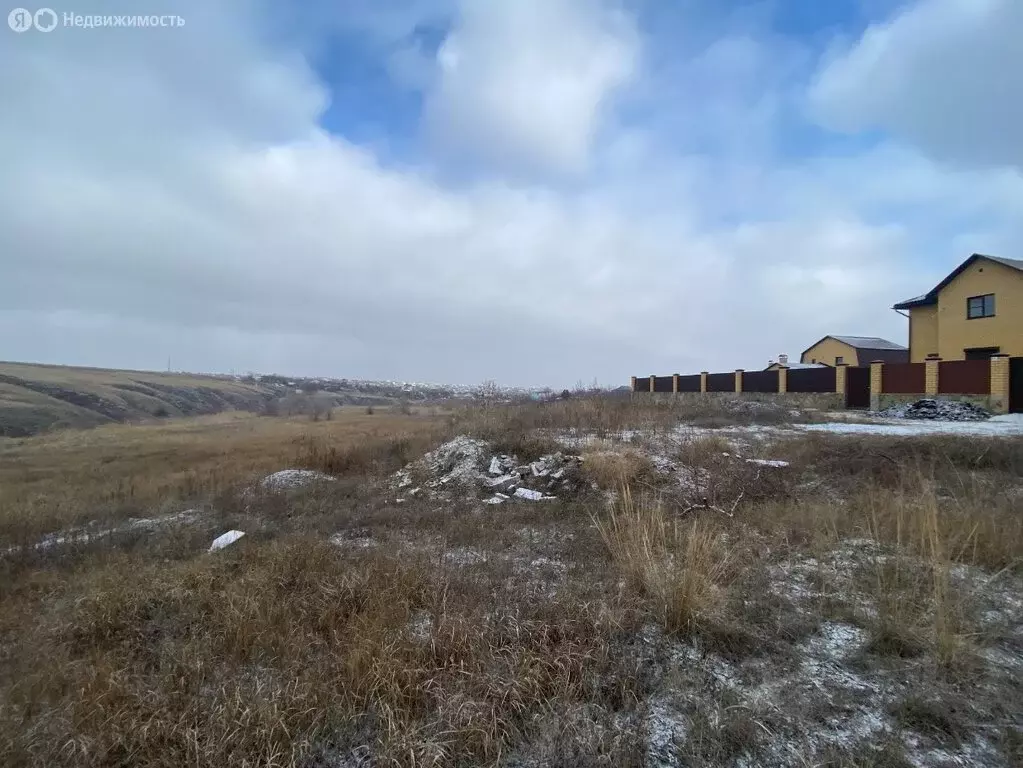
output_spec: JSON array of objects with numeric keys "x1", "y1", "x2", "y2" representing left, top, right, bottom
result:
[{"x1": 967, "y1": 294, "x2": 995, "y2": 319}]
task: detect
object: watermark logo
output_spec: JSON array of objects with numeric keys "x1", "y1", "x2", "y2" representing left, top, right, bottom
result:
[{"x1": 8, "y1": 8, "x2": 184, "y2": 31}]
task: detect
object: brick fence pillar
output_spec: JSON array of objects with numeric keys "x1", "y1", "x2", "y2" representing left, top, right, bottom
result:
[
  {"x1": 835, "y1": 363, "x2": 847, "y2": 398},
  {"x1": 700, "y1": 371, "x2": 708, "y2": 394},
  {"x1": 924, "y1": 355, "x2": 941, "y2": 396},
  {"x1": 735, "y1": 369, "x2": 744, "y2": 393},
  {"x1": 778, "y1": 366, "x2": 788, "y2": 394},
  {"x1": 672, "y1": 373, "x2": 680, "y2": 394},
  {"x1": 990, "y1": 355, "x2": 1010, "y2": 414},
  {"x1": 649, "y1": 375, "x2": 655, "y2": 394},
  {"x1": 869, "y1": 361, "x2": 884, "y2": 411},
  {"x1": 630, "y1": 376, "x2": 637, "y2": 393}
]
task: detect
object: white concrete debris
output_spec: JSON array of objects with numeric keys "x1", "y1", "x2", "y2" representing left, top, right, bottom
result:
[
  {"x1": 420, "y1": 436, "x2": 492, "y2": 487},
  {"x1": 391, "y1": 436, "x2": 587, "y2": 504},
  {"x1": 488, "y1": 455, "x2": 517, "y2": 475},
  {"x1": 260, "y1": 469, "x2": 336, "y2": 491},
  {"x1": 485, "y1": 473, "x2": 519, "y2": 490},
  {"x1": 209, "y1": 530, "x2": 245, "y2": 552},
  {"x1": 513, "y1": 487, "x2": 557, "y2": 501}
]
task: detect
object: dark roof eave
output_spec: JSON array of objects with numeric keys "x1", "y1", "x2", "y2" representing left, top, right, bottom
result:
[
  {"x1": 893, "y1": 296, "x2": 937, "y2": 310},
  {"x1": 895, "y1": 253, "x2": 1023, "y2": 311}
]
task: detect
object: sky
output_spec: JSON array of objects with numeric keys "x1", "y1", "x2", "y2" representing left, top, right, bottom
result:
[{"x1": 1, "y1": 0, "x2": 1021, "y2": 387}]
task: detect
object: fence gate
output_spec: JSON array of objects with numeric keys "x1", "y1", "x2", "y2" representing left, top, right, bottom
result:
[
  {"x1": 1011, "y1": 357, "x2": 1023, "y2": 413},
  {"x1": 846, "y1": 366, "x2": 870, "y2": 409}
]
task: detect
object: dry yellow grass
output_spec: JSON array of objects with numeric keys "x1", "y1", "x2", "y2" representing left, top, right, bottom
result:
[
  {"x1": 596, "y1": 487, "x2": 733, "y2": 636},
  {"x1": 0, "y1": 409, "x2": 445, "y2": 541},
  {"x1": 581, "y1": 449, "x2": 654, "y2": 489},
  {"x1": 1, "y1": 397, "x2": 1021, "y2": 767}
]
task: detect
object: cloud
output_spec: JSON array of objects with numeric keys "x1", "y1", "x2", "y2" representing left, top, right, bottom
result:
[
  {"x1": 0, "y1": 0, "x2": 1018, "y2": 387},
  {"x1": 809, "y1": 0, "x2": 1023, "y2": 171},
  {"x1": 423, "y1": 0, "x2": 639, "y2": 176}
]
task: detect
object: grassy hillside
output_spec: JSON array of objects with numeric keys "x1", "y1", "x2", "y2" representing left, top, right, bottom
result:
[{"x1": 0, "y1": 361, "x2": 275, "y2": 437}]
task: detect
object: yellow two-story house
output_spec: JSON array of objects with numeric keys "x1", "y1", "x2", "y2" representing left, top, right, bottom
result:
[{"x1": 893, "y1": 253, "x2": 1023, "y2": 363}]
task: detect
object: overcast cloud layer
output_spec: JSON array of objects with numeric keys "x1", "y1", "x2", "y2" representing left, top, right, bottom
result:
[{"x1": 1, "y1": 0, "x2": 1021, "y2": 386}]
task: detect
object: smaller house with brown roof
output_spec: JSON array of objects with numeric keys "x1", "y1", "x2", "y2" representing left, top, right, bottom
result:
[{"x1": 799, "y1": 335, "x2": 908, "y2": 367}]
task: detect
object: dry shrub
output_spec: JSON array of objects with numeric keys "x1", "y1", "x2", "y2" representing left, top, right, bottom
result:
[
  {"x1": 764, "y1": 435, "x2": 1023, "y2": 572},
  {"x1": 781, "y1": 434, "x2": 1023, "y2": 492},
  {"x1": 581, "y1": 450, "x2": 653, "y2": 489},
  {"x1": 675, "y1": 433, "x2": 732, "y2": 465},
  {"x1": 596, "y1": 488, "x2": 732, "y2": 636},
  {"x1": 451, "y1": 393, "x2": 805, "y2": 447},
  {"x1": 294, "y1": 428, "x2": 447, "y2": 477}
]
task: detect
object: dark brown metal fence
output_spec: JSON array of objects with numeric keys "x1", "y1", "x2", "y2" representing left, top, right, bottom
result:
[
  {"x1": 742, "y1": 370, "x2": 779, "y2": 393},
  {"x1": 787, "y1": 367, "x2": 836, "y2": 393},
  {"x1": 846, "y1": 366, "x2": 870, "y2": 408},
  {"x1": 882, "y1": 363, "x2": 926, "y2": 394},
  {"x1": 677, "y1": 374, "x2": 701, "y2": 392},
  {"x1": 706, "y1": 372, "x2": 736, "y2": 393},
  {"x1": 633, "y1": 377, "x2": 651, "y2": 393},
  {"x1": 938, "y1": 360, "x2": 990, "y2": 395},
  {"x1": 653, "y1": 376, "x2": 674, "y2": 393}
]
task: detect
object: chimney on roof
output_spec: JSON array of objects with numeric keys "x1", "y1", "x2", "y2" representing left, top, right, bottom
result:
[{"x1": 778, "y1": 354, "x2": 788, "y2": 365}]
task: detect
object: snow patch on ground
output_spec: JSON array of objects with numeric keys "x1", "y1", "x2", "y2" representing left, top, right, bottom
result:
[
  {"x1": 746, "y1": 458, "x2": 790, "y2": 468},
  {"x1": 7, "y1": 507, "x2": 204, "y2": 555},
  {"x1": 799, "y1": 419, "x2": 1023, "y2": 436}
]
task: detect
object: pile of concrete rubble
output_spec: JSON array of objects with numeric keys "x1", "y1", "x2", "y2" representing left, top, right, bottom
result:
[
  {"x1": 879, "y1": 398, "x2": 991, "y2": 421},
  {"x1": 391, "y1": 436, "x2": 589, "y2": 504}
]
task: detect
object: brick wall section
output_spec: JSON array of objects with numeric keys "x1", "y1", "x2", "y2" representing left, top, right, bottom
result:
[
  {"x1": 835, "y1": 364, "x2": 847, "y2": 396},
  {"x1": 925, "y1": 357, "x2": 940, "y2": 396},
  {"x1": 990, "y1": 355, "x2": 1010, "y2": 414},
  {"x1": 869, "y1": 361, "x2": 884, "y2": 411}
]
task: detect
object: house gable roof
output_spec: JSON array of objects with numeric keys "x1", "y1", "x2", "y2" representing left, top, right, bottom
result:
[
  {"x1": 893, "y1": 254, "x2": 1023, "y2": 310},
  {"x1": 800, "y1": 335, "x2": 909, "y2": 365}
]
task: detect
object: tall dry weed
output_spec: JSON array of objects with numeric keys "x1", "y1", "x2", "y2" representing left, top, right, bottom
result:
[{"x1": 596, "y1": 487, "x2": 732, "y2": 635}]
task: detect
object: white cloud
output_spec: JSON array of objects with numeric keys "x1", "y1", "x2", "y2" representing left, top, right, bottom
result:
[
  {"x1": 809, "y1": 0, "x2": 1023, "y2": 170},
  {"x1": 423, "y1": 0, "x2": 639, "y2": 176},
  {"x1": 0, "y1": 0, "x2": 1018, "y2": 386}
]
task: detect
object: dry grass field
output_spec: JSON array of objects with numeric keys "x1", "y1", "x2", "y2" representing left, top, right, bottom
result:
[{"x1": 1, "y1": 397, "x2": 1021, "y2": 767}]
